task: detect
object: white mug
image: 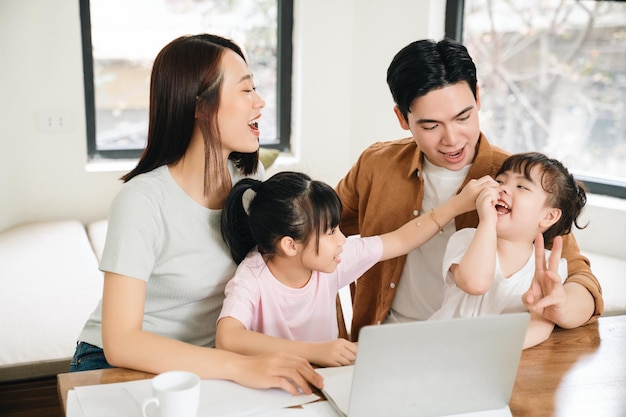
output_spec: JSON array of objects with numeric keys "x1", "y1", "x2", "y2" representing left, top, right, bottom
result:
[{"x1": 141, "y1": 370, "x2": 200, "y2": 417}]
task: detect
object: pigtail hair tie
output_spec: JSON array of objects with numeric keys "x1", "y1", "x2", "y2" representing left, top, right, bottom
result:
[{"x1": 242, "y1": 188, "x2": 257, "y2": 215}]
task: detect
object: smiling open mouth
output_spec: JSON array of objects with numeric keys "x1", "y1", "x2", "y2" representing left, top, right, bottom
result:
[
  {"x1": 495, "y1": 201, "x2": 511, "y2": 215},
  {"x1": 442, "y1": 146, "x2": 466, "y2": 162}
]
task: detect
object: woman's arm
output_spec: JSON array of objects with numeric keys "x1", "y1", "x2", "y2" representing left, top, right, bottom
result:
[
  {"x1": 216, "y1": 316, "x2": 357, "y2": 367},
  {"x1": 101, "y1": 272, "x2": 323, "y2": 395}
]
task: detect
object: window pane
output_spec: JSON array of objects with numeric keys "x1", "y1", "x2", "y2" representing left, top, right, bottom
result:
[
  {"x1": 88, "y1": 0, "x2": 280, "y2": 153},
  {"x1": 462, "y1": 0, "x2": 626, "y2": 185}
]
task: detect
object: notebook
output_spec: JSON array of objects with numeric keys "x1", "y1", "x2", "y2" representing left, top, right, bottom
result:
[{"x1": 318, "y1": 312, "x2": 530, "y2": 417}]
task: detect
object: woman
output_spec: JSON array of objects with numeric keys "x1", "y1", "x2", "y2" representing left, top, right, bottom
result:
[{"x1": 70, "y1": 34, "x2": 322, "y2": 396}]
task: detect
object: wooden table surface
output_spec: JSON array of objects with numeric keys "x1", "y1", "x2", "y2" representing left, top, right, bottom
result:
[
  {"x1": 509, "y1": 314, "x2": 626, "y2": 417},
  {"x1": 58, "y1": 315, "x2": 626, "y2": 417}
]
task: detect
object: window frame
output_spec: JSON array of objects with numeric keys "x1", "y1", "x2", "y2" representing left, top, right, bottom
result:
[
  {"x1": 79, "y1": 0, "x2": 293, "y2": 161},
  {"x1": 445, "y1": 0, "x2": 626, "y2": 199}
]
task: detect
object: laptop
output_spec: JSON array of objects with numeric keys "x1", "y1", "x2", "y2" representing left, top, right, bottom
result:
[{"x1": 318, "y1": 313, "x2": 530, "y2": 417}]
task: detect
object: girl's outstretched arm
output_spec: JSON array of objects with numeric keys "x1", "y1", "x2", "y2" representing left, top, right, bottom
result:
[
  {"x1": 216, "y1": 316, "x2": 357, "y2": 368},
  {"x1": 378, "y1": 175, "x2": 499, "y2": 261}
]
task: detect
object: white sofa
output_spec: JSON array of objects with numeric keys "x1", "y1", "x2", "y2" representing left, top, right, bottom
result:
[
  {"x1": 0, "y1": 220, "x2": 105, "y2": 382},
  {"x1": 581, "y1": 252, "x2": 626, "y2": 317},
  {"x1": 1, "y1": 218, "x2": 624, "y2": 383}
]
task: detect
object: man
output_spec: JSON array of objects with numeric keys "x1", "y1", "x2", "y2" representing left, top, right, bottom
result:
[{"x1": 336, "y1": 38, "x2": 603, "y2": 340}]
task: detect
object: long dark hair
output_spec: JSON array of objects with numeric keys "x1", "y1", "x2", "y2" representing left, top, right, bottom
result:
[
  {"x1": 221, "y1": 171, "x2": 343, "y2": 264},
  {"x1": 497, "y1": 152, "x2": 587, "y2": 248},
  {"x1": 122, "y1": 34, "x2": 259, "y2": 195}
]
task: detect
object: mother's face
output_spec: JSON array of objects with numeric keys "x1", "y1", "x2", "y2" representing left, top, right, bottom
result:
[{"x1": 216, "y1": 50, "x2": 266, "y2": 156}]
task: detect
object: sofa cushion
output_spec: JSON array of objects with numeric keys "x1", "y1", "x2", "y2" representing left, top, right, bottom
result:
[
  {"x1": 87, "y1": 218, "x2": 108, "y2": 262},
  {"x1": 0, "y1": 220, "x2": 103, "y2": 376},
  {"x1": 259, "y1": 147, "x2": 280, "y2": 170},
  {"x1": 585, "y1": 252, "x2": 626, "y2": 316}
]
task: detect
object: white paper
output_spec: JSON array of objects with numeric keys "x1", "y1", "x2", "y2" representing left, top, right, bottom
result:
[
  {"x1": 236, "y1": 400, "x2": 338, "y2": 416},
  {"x1": 74, "y1": 381, "x2": 140, "y2": 416},
  {"x1": 301, "y1": 400, "x2": 343, "y2": 416},
  {"x1": 315, "y1": 366, "x2": 354, "y2": 415},
  {"x1": 66, "y1": 390, "x2": 86, "y2": 417},
  {"x1": 73, "y1": 378, "x2": 320, "y2": 417}
]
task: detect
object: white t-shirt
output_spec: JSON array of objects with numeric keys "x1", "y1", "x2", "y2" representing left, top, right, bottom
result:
[
  {"x1": 386, "y1": 160, "x2": 471, "y2": 323},
  {"x1": 78, "y1": 162, "x2": 263, "y2": 349},
  {"x1": 429, "y1": 228, "x2": 568, "y2": 320},
  {"x1": 218, "y1": 236, "x2": 383, "y2": 342}
]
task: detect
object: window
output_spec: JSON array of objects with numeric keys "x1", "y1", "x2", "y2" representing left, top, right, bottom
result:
[
  {"x1": 79, "y1": 0, "x2": 293, "y2": 161},
  {"x1": 446, "y1": 0, "x2": 626, "y2": 198}
]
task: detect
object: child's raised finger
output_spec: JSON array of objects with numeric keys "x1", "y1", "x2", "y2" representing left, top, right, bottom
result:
[{"x1": 548, "y1": 236, "x2": 563, "y2": 274}]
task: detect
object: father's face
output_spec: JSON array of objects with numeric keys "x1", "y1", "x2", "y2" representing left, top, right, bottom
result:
[{"x1": 394, "y1": 82, "x2": 481, "y2": 170}]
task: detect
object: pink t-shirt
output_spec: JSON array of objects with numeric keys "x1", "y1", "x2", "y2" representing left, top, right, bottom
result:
[{"x1": 218, "y1": 236, "x2": 383, "y2": 342}]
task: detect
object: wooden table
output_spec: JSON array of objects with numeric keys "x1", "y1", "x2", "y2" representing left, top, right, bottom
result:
[
  {"x1": 58, "y1": 315, "x2": 626, "y2": 417},
  {"x1": 509, "y1": 314, "x2": 626, "y2": 417}
]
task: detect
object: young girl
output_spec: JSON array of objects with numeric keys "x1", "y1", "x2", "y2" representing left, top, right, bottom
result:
[
  {"x1": 71, "y1": 34, "x2": 324, "y2": 396},
  {"x1": 216, "y1": 171, "x2": 498, "y2": 366},
  {"x1": 429, "y1": 152, "x2": 587, "y2": 349}
]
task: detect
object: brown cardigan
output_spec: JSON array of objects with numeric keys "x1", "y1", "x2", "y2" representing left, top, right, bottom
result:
[{"x1": 336, "y1": 133, "x2": 603, "y2": 340}]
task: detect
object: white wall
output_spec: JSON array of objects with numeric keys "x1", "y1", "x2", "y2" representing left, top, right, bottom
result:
[
  {"x1": 0, "y1": 0, "x2": 624, "y2": 259},
  {"x1": 279, "y1": 0, "x2": 446, "y2": 183},
  {"x1": 0, "y1": 0, "x2": 443, "y2": 232},
  {"x1": 0, "y1": 0, "x2": 121, "y2": 231},
  {"x1": 574, "y1": 195, "x2": 626, "y2": 259}
]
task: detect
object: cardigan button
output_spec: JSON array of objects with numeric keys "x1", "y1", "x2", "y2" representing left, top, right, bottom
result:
[
  {"x1": 413, "y1": 210, "x2": 418, "y2": 216},
  {"x1": 389, "y1": 282, "x2": 396, "y2": 289}
]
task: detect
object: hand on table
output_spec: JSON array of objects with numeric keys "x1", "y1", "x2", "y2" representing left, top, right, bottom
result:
[
  {"x1": 236, "y1": 352, "x2": 323, "y2": 396},
  {"x1": 310, "y1": 339, "x2": 358, "y2": 368}
]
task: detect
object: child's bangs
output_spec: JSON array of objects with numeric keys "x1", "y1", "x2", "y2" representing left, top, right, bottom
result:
[
  {"x1": 305, "y1": 182, "x2": 343, "y2": 253},
  {"x1": 311, "y1": 183, "x2": 342, "y2": 232},
  {"x1": 499, "y1": 152, "x2": 565, "y2": 195},
  {"x1": 499, "y1": 154, "x2": 537, "y2": 180}
]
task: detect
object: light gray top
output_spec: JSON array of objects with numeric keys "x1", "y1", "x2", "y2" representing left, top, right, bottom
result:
[{"x1": 78, "y1": 161, "x2": 263, "y2": 348}]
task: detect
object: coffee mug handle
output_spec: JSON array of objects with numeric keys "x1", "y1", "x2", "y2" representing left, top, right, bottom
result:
[{"x1": 142, "y1": 397, "x2": 159, "y2": 417}]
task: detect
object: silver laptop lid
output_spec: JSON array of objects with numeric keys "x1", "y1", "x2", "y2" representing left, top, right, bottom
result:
[{"x1": 348, "y1": 313, "x2": 530, "y2": 417}]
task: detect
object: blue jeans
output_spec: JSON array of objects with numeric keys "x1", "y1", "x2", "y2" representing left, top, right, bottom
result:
[{"x1": 70, "y1": 342, "x2": 115, "y2": 372}]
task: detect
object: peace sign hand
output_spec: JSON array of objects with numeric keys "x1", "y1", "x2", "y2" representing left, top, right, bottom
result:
[{"x1": 522, "y1": 233, "x2": 567, "y2": 325}]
